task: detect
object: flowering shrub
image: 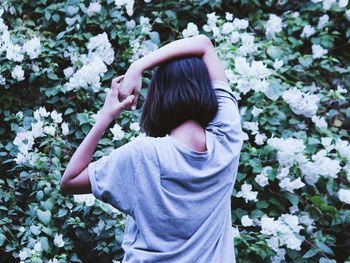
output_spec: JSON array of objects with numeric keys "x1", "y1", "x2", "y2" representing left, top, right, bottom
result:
[{"x1": 0, "y1": 0, "x2": 349, "y2": 262}]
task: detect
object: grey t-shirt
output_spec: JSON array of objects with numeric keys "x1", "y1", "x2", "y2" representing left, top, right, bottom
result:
[{"x1": 88, "y1": 80, "x2": 244, "y2": 263}]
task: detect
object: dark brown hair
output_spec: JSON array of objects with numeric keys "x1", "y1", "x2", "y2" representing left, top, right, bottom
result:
[{"x1": 141, "y1": 56, "x2": 218, "y2": 137}]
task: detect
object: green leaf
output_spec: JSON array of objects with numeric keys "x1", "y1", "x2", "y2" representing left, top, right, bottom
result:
[
  {"x1": 47, "y1": 72, "x2": 59, "y2": 80},
  {"x1": 316, "y1": 242, "x2": 334, "y2": 256},
  {"x1": 303, "y1": 248, "x2": 319, "y2": 258},
  {"x1": 266, "y1": 46, "x2": 284, "y2": 59},
  {"x1": 40, "y1": 236, "x2": 50, "y2": 253},
  {"x1": 58, "y1": 208, "x2": 67, "y2": 218},
  {"x1": 319, "y1": 258, "x2": 337, "y2": 263},
  {"x1": 0, "y1": 232, "x2": 5, "y2": 246},
  {"x1": 30, "y1": 225, "x2": 41, "y2": 235},
  {"x1": 36, "y1": 209, "x2": 51, "y2": 225}
]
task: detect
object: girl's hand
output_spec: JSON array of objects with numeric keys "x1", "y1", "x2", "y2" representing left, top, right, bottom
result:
[
  {"x1": 101, "y1": 75, "x2": 135, "y2": 120},
  {"x1": 118, "y1": 63, "x2": 143, "y2": 110}
]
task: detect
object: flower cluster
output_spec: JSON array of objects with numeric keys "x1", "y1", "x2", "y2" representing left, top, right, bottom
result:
[
  {"x1": 282, "y1": 87, "x2": 320, "y2": 118},
  {"x1": 260, "y1": 214, "x2": 304, "y2": 253},
  {"x1": 0, "y1": 8, "x2": 41, "y2": 85},
  {"x1": 127, "y1": 16, "x2": 158, "y2": 63},
  {"x1": 63, "y1": 33, "x2": 114, "y2": 92},
  {"x1": 115, "y1": 0, "x2": 135, "y2": 17},
  {"x1": 13, "y1": 107, "x2": 68, "y2": 166}
]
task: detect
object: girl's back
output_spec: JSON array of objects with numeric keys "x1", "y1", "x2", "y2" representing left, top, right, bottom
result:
[{"x1": 88, "y1": 80, "x2": 243, "y2": 262}]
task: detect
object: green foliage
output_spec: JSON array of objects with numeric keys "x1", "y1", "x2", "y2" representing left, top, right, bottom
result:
[{"x1": 0, "y1": 0, "x2": 349, "y2": 262}]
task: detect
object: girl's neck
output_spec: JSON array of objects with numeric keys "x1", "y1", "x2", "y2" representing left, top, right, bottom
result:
[{"x1": 169, "y1": 120, "x2": 207, "y2": 152}]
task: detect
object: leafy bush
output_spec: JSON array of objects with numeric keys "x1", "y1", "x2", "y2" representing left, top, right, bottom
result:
[{"x1": 0, "y1": 0, "x2": 349, "y2": 262}]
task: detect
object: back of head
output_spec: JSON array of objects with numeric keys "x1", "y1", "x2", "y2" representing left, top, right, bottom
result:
[{"x1": 141, "y1": 56, "x2": 218, "y2": 137}]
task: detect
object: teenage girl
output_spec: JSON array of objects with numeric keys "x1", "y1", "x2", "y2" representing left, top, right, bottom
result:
[{"x1": 61, "y1": 34, "x2": 244, "y2": 263}]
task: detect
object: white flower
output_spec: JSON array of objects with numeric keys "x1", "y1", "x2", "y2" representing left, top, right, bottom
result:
[
  {"x1": 31, "y1": 121, "x2": 44, "y2": 138},
  {"x1": 271, "y1": 248, "x2": 286, "y2": 263},
  {"x1": 48, "y1": 258, "x2": 59, "y2": 263},
  {"x1": 86, "y1": 32, "x2": 115, "y2": 65},
  {"x1": 126, "y1": 19, "x2": 136, "y2": 30},
  {"x1": 23, "y1": 37, "x2": 41, "y2": 59},
  {"x1": 6, "y1": 43, "x2": 24, "y2": 62},
  {"x1": 110, "y1": 123, "x2": 125, "y2": 141},
  {"x1": 11, "y1": 65, "x2": 25, "y2": 81},
  {"x1": 311, "y1": 115, "x2": 327, "y2": 128},
  {"x1": 61, "y1": 122, "x2": 69, "y2": 136},
  {"x1": 32, "y1": 63, "x2": 40, "y2": 72},
  {"x1": 19, "y1": 248, "x2": 31, "y2": 260},
  {"x1": 233, "y1": 18, "x2": 248, "y2": 30},
  {"x1": 251, "y1": 106, "x2": 263, "y2": 117},
  {"x1": 238, "y1": 33, "x2": 256, "y2": 55},
  {"x1": 335, "y1": 139, "x2": 350, "y2": 160},
  {"x1": 338, "y1": 189, "x2": 350, "y2": 204},
  {"x1": 44, "y1": 125, "x2": 56, "y2": 136},
  {"x1": 225, "y1": 12, "x2": 233, "y2": 21},
  {"x1": 267, "y1": 137, "x2": 305, "y2": 167},
  {"x1": 282, "y1": 87, "x2": 320, "y2": 118},
  {"x1": 243, "y1": 121, "x2": 259, "y2": 135},
  {"x1": 87, "y1": 2, "x2": 101, "y2": 16},
  {"x1": 267, "y1": 236, "x2": 280, "y2": 252},
  {"x1": 236, "y1": 183, "x2": 258, "y2": 202},
  {"x1": 277, "y1": 167, "x2": 289, "y2": 180},
  {"x1": 255, "y1": 167, "x2": 271, "y2": 187},
  {"x1": 232, "y1": 226, "x2": 240, "y2": 239},
  {"x1": 222, "y1": 22, "x2": 234, "y2": 35},
  {"x1": 323, "y1": 0, "x2": 336, "y2": 10},
  {"x1": 312, "y1": 44, "x2": 328, "y2": 59},
  {"x1": 301, "y1": 25, "x2": 316, "y2": 38},
  {"x1": 34, "y1": 241, "x2": 42, "y2": 252},
  {"x1": 51, "y1": 110, "x2": 63, "y2": 123},
  {"x1": 63, "y1": 67, "x2": 74, "y2": 78},
  {"x1": 260, "y1": 214, "x2": 304, "y2": 251},
  {"x1": 64, "y1": 56, "x2": 107, "y2": 92},
  {"x1": 54, "y1": 233, "x2": 65, "y2": 248},
  {"x1": 273, "y1": 59, "x2": 283, "y2": 70},
  {"x1": 16, "y1": 111, "x2": 23, "y2": 119},
  {"x1": 279, "y1": 177, "x2": 305, "y2": 193},
  {"x1": 207, "y1": 12, "x2": 218, "y2": 27},
  {"x1": 230, "y1": 31, "x2": 240, "y2": 43},
  {"x1": 346, "y1": 10, "x2": 350, "y2": 21},
  {"x1": 317, "y1": 14, "x2": 329, "y2": 29},
  {"x1": 300, "y1": 150, "x2": 342, "y2": 183},
  {"x1": 74, "y1": 194, "x2": 96, "y2": 206},
  {"x1": 339, "y1": 0, "x2": 349, "y2": 8},
  {"x1": 265, "y1": 14, "x2": 283, "y2": 38},
  {"x1": 114, "y1": 0, "x2": 135, "y2": 16},
  {"x1": 321, "y1": 137, "x2": 334, "y2": 152},
  {"x1": 255, "y1": 133, "x2": 267, "y2": 145},
  {"x1": 38, "y1": 107, "x2": 50, "y2": 118},
  {"x1": 182, "y1": 22, "x2": 199, "y2": 38},
  {"x1": 241, "y1": 215, "x2": 253, "y2": 227},
  {"x1": 343, "y1": 163, "x2": 350, "y2": 181},
  {"x1": 130, "y1": 122, "x2": 140, "y2": 132},
  {"x1": 0, "y1": 74, "x2": 5, "y2": 85}
]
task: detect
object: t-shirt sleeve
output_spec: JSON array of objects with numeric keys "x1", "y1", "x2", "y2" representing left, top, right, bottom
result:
[
  {"x1": 206, "y1": 80, "x2": 244, "y2": 148},
  {"x1": 87, "y1": 143, "x2": 137, "y2": 216}
]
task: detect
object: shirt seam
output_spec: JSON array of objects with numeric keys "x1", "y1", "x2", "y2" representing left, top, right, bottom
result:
[{"x1": 129, "y1": 150, "x2": 139, "y2": 217}]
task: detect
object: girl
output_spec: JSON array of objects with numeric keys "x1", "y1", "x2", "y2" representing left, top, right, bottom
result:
[{"x1": 61, "y1": 34, "x2": 244, "y2": 263}]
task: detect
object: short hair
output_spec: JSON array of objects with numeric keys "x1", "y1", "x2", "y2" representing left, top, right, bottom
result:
[{"x1": 140, "y1": 56, "x2": 218, "y2": 137}]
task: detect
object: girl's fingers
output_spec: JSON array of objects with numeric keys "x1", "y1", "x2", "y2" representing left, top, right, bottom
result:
[
  {"x1": 111, "y1": 75, "x2": 125, "y2": 96},
  {"x1": 131, "y1": 92, "x2": 139, "y2": 110},
  {"x1": 112, "y1": 75, "x2": 125, "y2": 84}
]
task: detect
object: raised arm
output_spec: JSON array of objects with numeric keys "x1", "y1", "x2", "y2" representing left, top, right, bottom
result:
[{"x1": 120, "y1": 35, "x2": 227, "y2": 109}]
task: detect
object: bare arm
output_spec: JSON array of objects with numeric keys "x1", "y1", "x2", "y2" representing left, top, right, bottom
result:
[
  {"x1": 60, "y1": 76, "x2": 134, "y2": 194},
  {"x1": 120, "y1": 34, "x2": 227, "y2": 108}
]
